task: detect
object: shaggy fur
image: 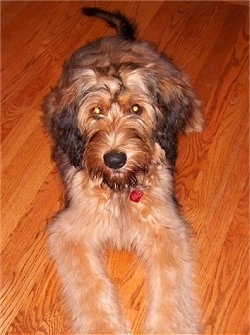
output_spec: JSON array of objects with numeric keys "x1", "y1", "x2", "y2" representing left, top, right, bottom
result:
[{"x1": 44, "y1": 7, "x2": 204, "y2": 334}]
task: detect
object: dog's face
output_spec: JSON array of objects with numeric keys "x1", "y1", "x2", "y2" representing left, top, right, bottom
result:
[
  {"x1": 78, "y1": 66, "x2": 161, "y2": 190},
  {"x1": 44, "y1": 39, "x2": 204, "y2": 190}
]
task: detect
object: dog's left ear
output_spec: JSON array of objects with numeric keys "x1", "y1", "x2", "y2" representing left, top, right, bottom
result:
[{"x1": 154, "y1": 73, "x2": 205, "y2": 165}]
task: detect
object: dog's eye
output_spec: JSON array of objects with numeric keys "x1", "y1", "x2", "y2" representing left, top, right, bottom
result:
[
  {"x1": 131, "y1": 104, "x2": 142, "y2": 114},
  {"x1": 92, "y1": 106, "x2": 102, "y2": 114},
  {"x1": 91, "y1": 106, "x2": 104, "y2": 119}
]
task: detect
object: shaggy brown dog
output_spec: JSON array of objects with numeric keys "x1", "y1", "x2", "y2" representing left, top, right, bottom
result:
[{"x1": 44, "y1": 7, "x2": 204, "y2": 334}]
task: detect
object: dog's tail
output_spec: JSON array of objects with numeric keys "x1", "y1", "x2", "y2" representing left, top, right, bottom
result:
[{"x1": 82, "y1": 7, "x2": 137, "y2": 41}]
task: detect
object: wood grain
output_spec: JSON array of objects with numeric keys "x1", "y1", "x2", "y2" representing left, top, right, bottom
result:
[{"x1": 1, "y1": 1, "x2": 249, "y2": 334}]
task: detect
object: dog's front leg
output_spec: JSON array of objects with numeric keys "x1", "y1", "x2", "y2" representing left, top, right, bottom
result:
[
  {"x1": 143, "y1": 224, "x2": 201, "y2": 334},
  {"x1": 49, "y1": 218, "x2": 130, "y2": 334}
]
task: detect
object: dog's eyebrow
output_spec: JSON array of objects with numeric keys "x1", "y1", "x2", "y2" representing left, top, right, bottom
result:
[
  {"x1": 83, "y1": 76, "x2": 124, "y2": 100},
  {"x1": 78, "y1": 84, "x2": 120, "y2": 109}
]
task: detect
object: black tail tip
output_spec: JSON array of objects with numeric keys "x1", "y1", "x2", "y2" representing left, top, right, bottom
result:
[
  {"x1": 81, "y1": 6, "x2": 137, "y2": 41},
  {"x1": 81, "y1": 7, "x2": 98, "y2": 17}
]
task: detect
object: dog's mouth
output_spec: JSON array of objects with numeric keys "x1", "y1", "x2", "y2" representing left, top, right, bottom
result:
[
  {"x1": 102, "y1": 173, "x2": 138, "y2": 191},
  {"x1": 88, "y1": 164, "x2": 148, "y2": 191}
]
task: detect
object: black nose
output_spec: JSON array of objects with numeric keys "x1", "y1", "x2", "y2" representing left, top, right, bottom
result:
[{"x1": 103, "y1": 151, "x2": 127, "y2": 169}]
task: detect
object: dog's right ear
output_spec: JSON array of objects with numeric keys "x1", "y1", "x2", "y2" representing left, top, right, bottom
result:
[{"x1": 44, "y1": 91, "x2": 85, "y2": 168}]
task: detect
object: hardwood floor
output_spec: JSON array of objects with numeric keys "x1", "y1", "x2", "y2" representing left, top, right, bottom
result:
[{"x1": 1, "y1": 1, "x2": 249, "y2": 334}]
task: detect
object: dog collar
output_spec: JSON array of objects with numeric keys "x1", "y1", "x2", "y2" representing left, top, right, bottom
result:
[{"x1": 129, "y1": 189, "x2": 143, "y2": 202}]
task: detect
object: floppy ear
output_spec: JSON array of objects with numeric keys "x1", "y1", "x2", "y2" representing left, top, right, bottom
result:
[
  {"x1": 44, "y1": 91, "x2": 85, "y2": 168},
  {"x1": 154, "y1": 74, "x2": 204, "y2": 166}
]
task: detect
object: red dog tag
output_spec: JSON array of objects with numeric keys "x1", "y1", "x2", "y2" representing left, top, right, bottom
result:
[{"x1": 129, "y1": 189, "x2": 143, "y2": 202}]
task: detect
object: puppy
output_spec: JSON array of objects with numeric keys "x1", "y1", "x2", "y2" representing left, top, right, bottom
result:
[{"x1": 44, "y1": 7, "x2": 204, "y2": 334}]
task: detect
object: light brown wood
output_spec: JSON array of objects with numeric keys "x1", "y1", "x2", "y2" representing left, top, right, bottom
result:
[{"x1": 1, "y1": 1, "x2": 249, "y2": 334}]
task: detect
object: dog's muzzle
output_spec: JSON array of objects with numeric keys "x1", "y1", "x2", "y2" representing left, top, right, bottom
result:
[{"x1": 103, "y1": 151, "x2": 127, "y2": 169}]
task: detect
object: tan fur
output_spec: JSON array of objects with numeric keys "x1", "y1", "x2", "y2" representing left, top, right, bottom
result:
[
  {"x1": 44, "y1": 16, "x2": 204, "y2": 334},
  {"x1": 48, "y1": 151, "x2": 201, "y2": 333}
]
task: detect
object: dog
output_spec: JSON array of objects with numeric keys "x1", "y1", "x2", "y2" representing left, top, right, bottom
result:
[{"x1": 44, "y1": 7, "x2": 204, "y2": 334}]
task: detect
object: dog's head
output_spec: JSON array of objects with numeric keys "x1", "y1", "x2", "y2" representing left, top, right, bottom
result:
[{"x1": 44, "y1": 38, "x2": 204, "y2": 190}]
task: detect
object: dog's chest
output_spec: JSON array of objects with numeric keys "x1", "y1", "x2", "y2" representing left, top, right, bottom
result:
[{"x1": 102, "y1": 190, "x2": 143, "y2": 222}]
